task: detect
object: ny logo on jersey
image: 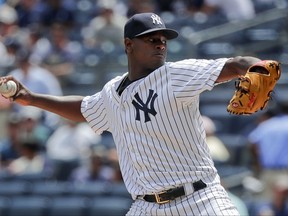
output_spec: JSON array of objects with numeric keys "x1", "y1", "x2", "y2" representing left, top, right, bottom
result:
[
  {"x1": 151, "y1": 14, "x2": 162, "y2": 25},
  {"x1": 132, "y1": 89, "x2": 158, "y2": 122}
]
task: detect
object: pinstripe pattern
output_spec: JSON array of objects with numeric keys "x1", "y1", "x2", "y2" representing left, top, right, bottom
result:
[
  {"x1": 127, "y1": 184, "x2": 239, "y2": 216},
  {"x1": 81, "y1": 58, "x2": 240, "y2": 215}
]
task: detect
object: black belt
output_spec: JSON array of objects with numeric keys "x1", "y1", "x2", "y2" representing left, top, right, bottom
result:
[{"x1": 139, "y1": 180, "x2": 207, "y2": 204}]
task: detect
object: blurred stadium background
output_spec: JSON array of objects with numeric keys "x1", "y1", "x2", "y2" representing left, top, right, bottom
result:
[{"x1": 0, "y1": 0, "x2": 288, "y2": 215}]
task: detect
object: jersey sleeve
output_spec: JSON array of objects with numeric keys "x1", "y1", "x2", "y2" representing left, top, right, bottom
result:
[
  {"x1": 81, "y1": 91, "x2": 109, "y2": 135},
  {"x1": 168, "y1": 58, "x2": 228, "y2": 102}
]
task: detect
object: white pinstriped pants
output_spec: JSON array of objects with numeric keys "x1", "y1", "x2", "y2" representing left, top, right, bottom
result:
[{"x1": 126, "y1": 183, "x2": 240, "y2": 216}]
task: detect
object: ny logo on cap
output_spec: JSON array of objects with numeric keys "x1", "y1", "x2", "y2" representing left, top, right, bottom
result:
[{"x1": 151, "y1": 14, "x2": 162, "y2": 25}]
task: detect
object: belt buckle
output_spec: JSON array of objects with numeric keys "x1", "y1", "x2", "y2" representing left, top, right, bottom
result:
[{"x1": 154, "y1": 191, "x2": 170, "y2": 204}]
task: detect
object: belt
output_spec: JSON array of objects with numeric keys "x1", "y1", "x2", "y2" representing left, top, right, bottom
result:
[{"x1": 139, "y1": 180, "x2": 207, "y2": 204}]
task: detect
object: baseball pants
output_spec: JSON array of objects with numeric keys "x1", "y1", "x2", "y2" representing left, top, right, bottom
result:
[{"x1": 126, "y1": 183, "x2": 240, "y2": 216}]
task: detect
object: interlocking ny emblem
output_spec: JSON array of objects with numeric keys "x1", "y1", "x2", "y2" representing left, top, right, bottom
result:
[
  {"x1": 132, "y1": 89, "x2": 158, "y2": 122},
  {"x1": 151, "y1": 14, "x2": 162, "y2": 25}
]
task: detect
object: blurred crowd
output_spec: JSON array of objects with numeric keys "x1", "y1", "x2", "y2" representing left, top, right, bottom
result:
[
  {"x1": 0, "y1": 106, "x2": 122, "y2": 183},
  {"x1": 0, "y1": 0, "x2": 284, "y2": 77},
  {"x1": 0, "y1": 0, "x2": 288, "y2": 216},
  {"x1": 202, "y1": 101, "x2": 288, "y2": 216}
]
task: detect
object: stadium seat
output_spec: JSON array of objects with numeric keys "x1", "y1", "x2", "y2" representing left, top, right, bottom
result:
[
  {"x1": 70, "y1": 181, "x2": 108, "y2": 197},
  {"x1": 0, "y1": 196, "x2": 10, "y2": 216},
  {"x1": 217, "y1": 133, "x2": 249, "y2": 166},
  {"x1": 47, "y1": 196, "x2": 89, "y2": 216},
  {"x1": 7, "y1": 196, "x2": 49, "y2": 216},
  {"x1": 11, "y1": 173, "x2": 52, "y2": 182},
  {"x1": 87, "y1": 196, "x2": 133, "y2": 216},
  {"x1": 30, "y1": 181, "x2": 71, "y2": 197},
  {"x1": 0, "y1": 181, "x2": 30, "y2": 197},
  {"x1": 107, "y1": 182, "x2": 131, "y2": 198}
]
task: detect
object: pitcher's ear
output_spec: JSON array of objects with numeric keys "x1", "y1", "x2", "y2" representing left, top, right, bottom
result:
[{"x1": 124, "y1": 38, "x2": 133, "y2": 53}]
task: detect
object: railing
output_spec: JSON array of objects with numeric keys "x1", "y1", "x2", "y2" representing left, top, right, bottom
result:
[{"x1": 188, "y1": 8, "x2": 288, "y2": 46}]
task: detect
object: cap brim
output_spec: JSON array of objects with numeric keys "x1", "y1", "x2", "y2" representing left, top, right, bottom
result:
[{"x1": 134, "y1": 28, "x2": 178, "y2": 40}]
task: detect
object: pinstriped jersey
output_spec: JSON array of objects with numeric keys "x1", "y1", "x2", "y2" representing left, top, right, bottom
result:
[{"x1": 81, "y1": 58, "x2": 228, "y2": 199}]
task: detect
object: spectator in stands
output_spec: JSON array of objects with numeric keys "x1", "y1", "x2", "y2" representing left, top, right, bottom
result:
[
  {"x1": 0, "y1": 112, "x2": 22, "y2": 168},
  {"x1": 40, "y1": 22, "x2": 82, "y2": 78},
  {"x1": 12, "y1": 0, "x2": 42, "y2": 28},
  {"x1": 126, "y1": 0, "x2": 157, "y2": 17},
  {"x1": 8, "y1": 46, "x2": 63, "y2": 95},
  {"x1": 0, "y1": 37, "x2": 20, "y2": 74},
  {"x1": 251, "y1": 179, "x2": 288, "y2": 216},
  {"x1": 203, "y1": 0, "x2": 256, "y2": 21},
  {"x1": 69, "y1": 146, "x2": 115, "y2": 183},
  {"x1": 18, "y1": 106, "x2": 52, "y2": 147},
  {"x1": 25, "y1": 24, "x2": 51, "y2": 66},
  {"x1": 0, "y1": 3, "x2": 29, "y2": 44},
  {"x1": 0, "y1": 107, "x2": 50, "y2": 171},
  {"x1": 0, "y1": 4, "x2": 29, "y2": 72},
  {"x1": 7, "y1": 139, "x2": 52, "y2": 176},
  {"x1": 202, "y1": 115, "x2": 230, "y2": 164},
  {"x1": 178, "y1": 0, "x2": 229, "y2": 28},
  {"x1": 183, "y1": 0, "x2": 207, "y2": 14},
  {"x1": 38, "y1": 0, "x2": 75, "y2": 29},
  {"x1": 0, "y1": 41, "x2": 13, "y2": 74},
  {"x1": 154, "y1": 0, "x2": 181, "y2": 13},
  {"x1": 81, "y1": 0, "x2": 128, "y2": 51},
  {"x1": 107, "y1": 147, "x2": 124, "y2": 183},
  {"x1": 155, "y1": 0, "x2": 176, "y2": 12},
  {"x1": 248, "y1": 102, "x2": 288, "y2": 200},
  {"x1": 46, "y1": 119, "x2": 102, "y2": 181},
  {"x1": 203, "y1": 116, "x2": 249, "y2": 215},
  {"x1": 8, "y1": 47, "x2": 63, "y2": 129}
]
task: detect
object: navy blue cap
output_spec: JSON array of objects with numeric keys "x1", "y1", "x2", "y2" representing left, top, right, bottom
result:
[{"x1": 124, "y1": 13, "x2": 178, "y2": 40}]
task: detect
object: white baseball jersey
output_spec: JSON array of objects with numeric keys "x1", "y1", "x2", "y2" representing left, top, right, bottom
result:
[{"x1": 81, "y1": 58, "x2": 240, "y2": 215}]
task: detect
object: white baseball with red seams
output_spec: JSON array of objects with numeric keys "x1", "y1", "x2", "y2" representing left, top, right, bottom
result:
[{"x1": 0, "y1": 80, "x2": 17, "y2": 97}]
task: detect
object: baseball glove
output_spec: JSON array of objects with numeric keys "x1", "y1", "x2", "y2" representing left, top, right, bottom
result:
[{"x1": 227, "y1": 60, "x2": 281, "y2": 115}]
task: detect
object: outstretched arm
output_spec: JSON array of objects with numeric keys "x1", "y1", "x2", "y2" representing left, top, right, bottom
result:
[
  {"x1": 217, "y1": 56, "x2": 261, "y2": 83},
  {"x1": 22, "y1": 94, "x2": 86, "y2": 122},
  {"x1": 0, "y1": 76, "x2": 86, "y2": 122}
]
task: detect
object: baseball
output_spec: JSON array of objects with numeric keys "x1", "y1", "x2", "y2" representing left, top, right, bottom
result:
[{"x1": 0, "y1": 80, "x2": 17, "y2": 98}]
